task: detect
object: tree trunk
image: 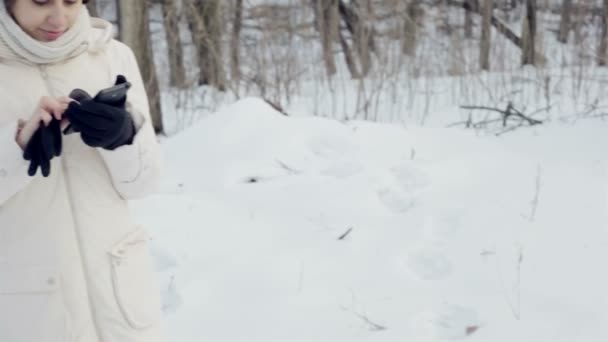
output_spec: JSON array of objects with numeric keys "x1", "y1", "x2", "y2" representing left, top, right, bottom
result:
[
  {"x1": 339, "y1": 29, "x2": 361, "y2": 78},
  {"x1": 480, "y1": 0, "x2": 492, "y2": 70},
  {"x1": 449, "y1": 0, "x2": 548, "y2": 64},
  {"x1": 230, "y1": 0, "x2": 243, "y2": 84},
  {"x1": 599, "y1": 0, "x2": 608, "y2": 65},
  {"x1": 574, "y1": 0, "x2": 583, "y2": 45},
  {"x1": 464, "y1": 0, "x2": 474, "y2": 38},
  {"x1": 558, "y1": 0, "x2": 572, "y2": 43},
  {"x1": 521, "y1": 0, "x2": 536, "y2": 65},
  {"x1": 86, "y1": 0, "x2": 99, "y2": 17},
  {"x1": 315, "y1": 0, "x2": 339, "y2": 77},
  {"x1": 162, "y1": 0, "x2": 186, "y2": 88},
  {"x1": 402, "y1": 0, "x2": 419, "y2": 55},
  {"x1": 355, "y1": 0, "x2": 373, "y2": 76},
  {"x1": 186, "y1": 0, "x2": 226, "y2": 90},
  {"x1": 117, "y1": 0, "x2": 164, "y2": 133},
  {"x1": 338, "y1": 0, "x2": 375, "y2": 76}
]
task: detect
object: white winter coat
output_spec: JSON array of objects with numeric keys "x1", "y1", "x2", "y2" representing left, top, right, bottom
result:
[{"x1": 0, "y1": 16, "x2": 167, "y2": 342}]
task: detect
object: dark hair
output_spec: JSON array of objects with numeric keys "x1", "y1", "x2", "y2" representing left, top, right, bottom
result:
[{"x1": 5, "y1": 0, "x2": 90, "y2": 9}]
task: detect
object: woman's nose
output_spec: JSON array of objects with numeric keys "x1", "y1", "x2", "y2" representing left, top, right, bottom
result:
[{"x1": 47, "y1": 7, "x2": 68, "y2": 28}]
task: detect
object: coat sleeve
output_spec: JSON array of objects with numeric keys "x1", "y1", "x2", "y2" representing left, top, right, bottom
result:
[
  {"x1": 0, "y1": 121, "x2": 32, "y2": 205},
  {"x1": 97, "y1": 41, "x2": 164, "y2": 200}
]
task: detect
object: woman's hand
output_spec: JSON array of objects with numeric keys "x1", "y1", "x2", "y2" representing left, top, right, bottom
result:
[{"x1": 16, "y1": 96, "x2": 72, "y2": 150}]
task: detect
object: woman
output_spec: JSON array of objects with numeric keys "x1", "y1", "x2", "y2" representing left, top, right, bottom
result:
[{"x1": 0, "y1": 1, "x2": 167, "y2": 341}]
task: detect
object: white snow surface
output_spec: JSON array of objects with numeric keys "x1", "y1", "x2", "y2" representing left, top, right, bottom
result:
[{"x1": 130, "y1": 97, "x2": 608, "y2": 341}]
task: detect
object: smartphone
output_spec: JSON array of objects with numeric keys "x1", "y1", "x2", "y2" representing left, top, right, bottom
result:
[
  {"x1": 63, "y1": 82, "x2": 132, "y2": 135},
  {"x1": 94, "y1": 81, "x2": 132, "y2": 105}
]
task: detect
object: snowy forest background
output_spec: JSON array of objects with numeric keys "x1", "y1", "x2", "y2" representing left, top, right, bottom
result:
[
  {"x1": 90, "y1": 1, "x2": 608, "y2": 341},
  {"x1": 93, "y1": 0, "x2": 608, "y2": 134}
]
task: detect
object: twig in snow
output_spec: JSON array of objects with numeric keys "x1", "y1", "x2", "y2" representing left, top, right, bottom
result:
[
  {"x1": 340, "y1": 290, "x2": 388, "y2": 332},
  {"x1": 355, "y1": 312, "x2": 387, "y2": 331},
  {"x1": 528, "y1": 165, "x2": 542, "y2": 222},
  {"x1": 340, "y1": 305, "x2": 387, "y2": 332},
  {"x1": 276, "y1": 159, "x2": 301, "y2": 174},
  {"x1": 493, "y1": 247, "x2": 524, "y2": 320},
  {"x1": 480, "y1": 250, "x2": 496, "y2": 258},
  {"x1": 466, "y1": 326, "x2": 480, "y2": 336},
  {"x1": 338, "y1": 227, "x2": 354, "y2": 240},
  {"x1": 516, "y1": 248, "x2": 523, "y2": 319}
]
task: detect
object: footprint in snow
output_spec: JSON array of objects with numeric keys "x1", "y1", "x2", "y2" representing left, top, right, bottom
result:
[
  {"x1": 423, "y1": 209, "x2": 464, "y2": 239},
  {"x1": 377, "y1": 187, "x2": 416, "y2": 213},
  {"x1": 320, "y1": 161, "x2": 365, "y2": 178},
  {"x1": 390, "y1": 163, "x2": 431, "y2": 193},
  {"x1": 406, "y1": 246, "x2": 452, "y2": 280},
  {"x1": 430, "y1": 304, "x2": 481, "y2": 340},
  {"x1": 377, "y1": 163, "x2": 431, "y2": 213}
]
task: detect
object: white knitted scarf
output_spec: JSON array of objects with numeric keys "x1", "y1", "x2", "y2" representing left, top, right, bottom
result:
[{"x1": 0, "y1": 2, "x2": 91, "y2": 64}]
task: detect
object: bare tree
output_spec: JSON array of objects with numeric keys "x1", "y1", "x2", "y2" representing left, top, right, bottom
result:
[
  {"x1": 521, "y1": 0, "x2": 537, "y2": 65},
  {"x1": 339, "y1": 0, "x2": 376, "y2": 77},
  {"x1": 449, "y1": 0, "x2": 546, "y2": 64},
  {"x1": 339, "y1": 29, "x2": 361, "y2": 79},
  {"x1": 186, "y1": 0, "x2": 226, "y2": 90},
  {"x1": 230, "y1": 0, "x2": 243, "y2": 85},
  {"x1": 162, "y1": 0, "x2": 186, "y2": 88},
  {"x1": 314, "y1": 0, "x2": 339, "y2": 76},
  {"x1": 464, "y1": 0, "x2": 475, "y2": 38},
  {"x1": 480, "y1": 0, "x2": 492, "y2": 70},
  {"x1": 117, "y1": 0, "x2": 164, "y2": 133},
  {"x1": 600, "y1": 0, "x2": 608, "y2": 65},
  {"x1": 402, "y1": 0, "x2": 420, "y2": 55},
  {"x1": 558, "y1": 0, "x2": 572, "y2": 43}
]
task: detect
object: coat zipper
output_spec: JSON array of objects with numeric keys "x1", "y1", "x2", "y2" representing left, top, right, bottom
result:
[{"x1": 38, "y1": 64, "x2": 105, "y2": 342}]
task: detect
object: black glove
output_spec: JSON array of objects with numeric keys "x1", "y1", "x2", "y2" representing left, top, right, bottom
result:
[
  {"x1": 64, "y1": 75, "x2": 135, "y2": 151},
  {"x1": 23, "y1": 118, "x2": 62, "y2": 177}
]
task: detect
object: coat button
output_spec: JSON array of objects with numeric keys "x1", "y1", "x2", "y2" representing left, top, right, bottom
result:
[{"x1": 47, "y1": 277, "x2": 56, "y2": 286}]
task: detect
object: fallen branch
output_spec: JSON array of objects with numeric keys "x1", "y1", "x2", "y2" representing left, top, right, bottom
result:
[
  {"x1": 495, "y1": 122, "x2": 526, "y2": 136},
  {"x1": 455, "y1": 102, "x2": 543, "y2": 134},
  {"x1": 460, "y1": 103, "x2": 543, "y2": 127},
  {"x1": 264, "y1": 98, "x2": 289, "y2": 116}
]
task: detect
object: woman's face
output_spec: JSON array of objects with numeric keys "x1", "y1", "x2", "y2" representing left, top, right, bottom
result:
[{"x1": 10, "y1": 0, "x2": 83, "y2": 42}]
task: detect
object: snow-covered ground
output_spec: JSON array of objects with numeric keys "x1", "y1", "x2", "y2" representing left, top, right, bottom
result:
[{"x1": 130, "y1": 97, "x2": 608, "y2": 341}]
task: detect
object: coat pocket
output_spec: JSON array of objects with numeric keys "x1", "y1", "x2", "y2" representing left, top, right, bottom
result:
[
  {"x1": 0, "y1": 265, "x2": 69, "y2": 342},
  {"x1": 109, "y1": 225, "x2": 163, "y2": 330}
]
